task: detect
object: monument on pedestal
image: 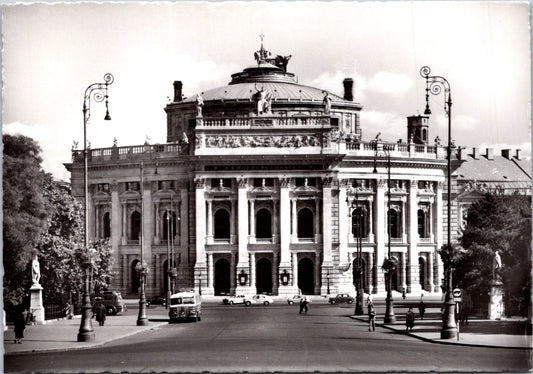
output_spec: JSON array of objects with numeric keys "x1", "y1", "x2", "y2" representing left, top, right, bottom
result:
[
  {"x1": 29, "y1": 256, "x2": 46, "y2": 325},
  {"x1": 489, "y1": 251, "x2": 504, "y2": 320}
]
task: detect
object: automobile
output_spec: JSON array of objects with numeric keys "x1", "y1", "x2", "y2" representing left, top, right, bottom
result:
[
  {"x1": 223, "y1": 295, "x2": 246, "y2": 305},
  {"x1": 244, "y1": 294, "x2": 274, "y2": 306},
  {"x1": 146, "y1": 295, "x2": 166, "y2": 307},
  {"x1": 91, "y1": 291, "x2": 127, "y2": 315},
  {"x1": 168, "y1": 290, "x2": 202, "y2": 323},
  {"x1": 329, "y1": 293, "x2": 355, "y2": 304},
  {"x1": 287, "y1": 295, "x2": 306, "y2": 305}
]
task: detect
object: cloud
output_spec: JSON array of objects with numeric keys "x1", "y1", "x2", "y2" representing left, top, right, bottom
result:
[
  {"x1": 366, "y1": 72, "x2": 413, "y2": 96},
  {"x1": 359, "y1": 110, "x2": 407, "y2": 141},
  {"x1": 3, "y1": 121, "x2": 52, "y2": 141}
]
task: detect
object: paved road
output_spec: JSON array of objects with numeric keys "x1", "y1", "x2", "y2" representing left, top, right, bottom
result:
[{"x1": 4, "y1": 303, "x2": 531, "y2": 372}]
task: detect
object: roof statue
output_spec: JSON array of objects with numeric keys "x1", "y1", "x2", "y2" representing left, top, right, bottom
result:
[{"x1": 254, "y1": 34, "x2": 292, "y2": 72}]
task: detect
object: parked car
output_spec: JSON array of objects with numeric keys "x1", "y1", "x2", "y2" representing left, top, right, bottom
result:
[
  {"x1": 329, "y1": 293, "x2": 355, "y2": 304},
  {"x1": 287, "y1": 295, "x2": 306, "y2": 305},
  {"x1": 91, "y1": 291, "x2": 127, "y2": 315},
  {"x1": 146, "y1": 295, "x2": 166, "y2": 307},
  {"x1": 244, "y1": 294, "x2": 274, "y2": 306},
  {"x1": 223, "y1": 295, "x2": 246, "y2": 305}
]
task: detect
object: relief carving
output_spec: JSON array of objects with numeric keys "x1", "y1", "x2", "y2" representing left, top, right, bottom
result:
[{"x1": 205, "y1": 134, "x2": 320, "y2": 148}]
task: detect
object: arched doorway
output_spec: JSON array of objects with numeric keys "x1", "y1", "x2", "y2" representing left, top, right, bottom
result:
[
  {"x1": 214, "y1": 258, "x2": 230, "y2": 295},
  {"x1": 297, "y1": 208, "x2": 314, "y2": 238},
  {"x1": 298, "y1": 258, "x2": 314, "y2": 295},
  {"x1": 419, "y1": 257, "x2": 426, "y2": 290},
  {"x1": 256, "y1": 258, "x2": 272, "y2": 294},
  {"x1": 214, "y1": 209, "x2": 230, "y2": 239},
  {"x1": 352, "y1": 257, "x2": 367, "y2": 292},
  {"x1": 131, "y1": 259, "x2": 141, "y2": 294},
  {"x1": 256, "y1": 208, "x2": 272, "y2": 239}
]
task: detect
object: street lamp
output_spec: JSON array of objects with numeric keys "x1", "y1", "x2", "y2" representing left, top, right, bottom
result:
[
  {"x1": 78, "y1": 73, "x2": 114, "y2": 342},
  {"x1": 348, "y1": 188, "x2": 364, "y2": 315},
  {"x1": 420, "y1": 65, "x2": 457, "y2": 339},
  {"x1": 137, "y1": 162, "x2": 149, "y2": 326},
  {"x1": 373, "y1": 144, "x2": 396, "y2": 324}
]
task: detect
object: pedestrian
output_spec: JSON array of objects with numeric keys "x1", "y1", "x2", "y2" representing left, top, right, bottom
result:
[
  {"x1": 418, "y1": 300, "x2": 426, "y2": 320},
  {"x1": 95, "y1": 303, "x2": 106, "y2": 327},
  {"x1": 13, "y1": 305, "x2": 27, "y2": 344},
  {"x1": 367, "y1": 303, "x2": 376, "y2": 331},
  {"x1": 402, "y1": 288, "x2": 406, "y2": 300},
  {"x1": 302, "y1": 296, "x2": 309, "y2": 314},
  {"x1": 299, "y1": 298, "x2": 305, "y2": 314},
  {"x1": 406, "y1": 307, "x2": 415, "y2": 332},
  {"x1": 366, "y1": 294, "x2": 373, "y2": 306}
]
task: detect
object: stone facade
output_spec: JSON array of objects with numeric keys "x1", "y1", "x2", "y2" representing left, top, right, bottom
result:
[{"x1": 66, "y1": 44, "x2": 454, "y2": 298}]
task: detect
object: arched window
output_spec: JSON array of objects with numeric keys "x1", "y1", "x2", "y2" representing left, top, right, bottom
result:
[
  {"x1": 256, "y1": 208, "x2": 272, "y2": 239},
  {"x1": 422, "y1": 128, "x2": 427, "y2": 142},
  {"x1": 418, "y1": 209, "x2": 428, "y2": 238},
  {"x1": 130, "y1": 211, "x2": 141, "y2": 240},
  {"x1": 388, "y1": 209, "x2": 400, "y2": 238},
  {"x1": 103, "y1": 212, "x2": 111, "y2": 238},
  {"x1": 351, "y1": 208, "x2": 366, "y2": 238},
  {"x1": 297, "y1": 208, "x2": 314, "y2": 238},
  {"x1": 163, "y1": 211, "x2": 177, "y2": 240},
  {"x1": 214, "y1": 209, "x2": 230, "y2": 239}
]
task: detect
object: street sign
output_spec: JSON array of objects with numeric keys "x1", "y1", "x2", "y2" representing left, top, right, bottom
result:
[{"x1": 453, "y1": 288, "x2": 462, "y2": 302}]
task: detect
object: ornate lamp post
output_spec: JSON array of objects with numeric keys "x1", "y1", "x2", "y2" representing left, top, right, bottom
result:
[
  {"x1": 348, "y1": 188, "x2": 364, "y2": 315},
  {"x1": 137, "y1": 162, "x2": 149, "y2": 326},
  {"x1": 78, "y1": 73, "x2": 114, "y2": 342},
  {"x1": 420, "y1": 65, "x2": 457, "y2": 339},
  {"x1": 373, "y1": 144, "x2": 396, "y2": 324}
]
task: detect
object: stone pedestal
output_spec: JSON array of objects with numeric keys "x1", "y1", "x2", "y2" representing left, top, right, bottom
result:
[
  {"x1": 489, "y1": 281, "x2": 504, "y2": 320},
  {"x1": 29, "y1": 284, "x2": 46, "y2": 325}
]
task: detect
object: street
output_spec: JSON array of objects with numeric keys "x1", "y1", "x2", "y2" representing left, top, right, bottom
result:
[{"x1": 5, "y1": 301, "x2": 531, "y2": 372}]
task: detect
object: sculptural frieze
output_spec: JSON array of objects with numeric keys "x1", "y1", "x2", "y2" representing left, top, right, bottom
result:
[{"x1": 205, "y1": 134, "x2": 320, "y2": 148}]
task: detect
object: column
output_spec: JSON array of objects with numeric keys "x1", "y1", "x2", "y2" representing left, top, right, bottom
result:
[
  {"x1": 236, "y1": 178, "x2": 250, "y2": 294},
  {"x1": 194, "y1": 178, "x2": 207, "y2": 291},
  {"x1": 154, "y1": 202, "x2": 160, "y2": 245},
  {"x1": 180, "y1": 186, "x2": 189, "y2": 264},
  {"x1": 428, "y1": 251, "x2": 434, "y2": 292},
  {"x1": 272, "y1": 251, "x2": 279, "y2": 291},
  {"x1": 314, "y1": 198, "x2": 321, "y2": 242},
  {"x1": 207, "y1": 253, "x2": 214, "y2": 290},
  {"x1": 143, "y1": 180, "x2": 153, "y2": 262},
  {"x1": 375, "y1": 179, "x2": 386, "y2": 293},
  {"x1": 401, "y1": 200, "x2": 407, "y2": 242},
  {"x1": 272, "y1": 200, "x2": 278, "y2": 244},
  {"x1": 230, "y1": 199, "x2": 236, "y2": 244},
  {"x1": 435, "y1": 181, "x2": 444, "y2": 291},
  {"x1": 249, "y1": 199, "x2": 255, "y2": 243},
  {"x1": 121, "y1": 201, "x2": 127, "y2": 245},
  {"x1": 292, "y1": 252, "x2": 298, "y2": 288},
  {"x1": 408, "y1": 180, "x2": 421, "y2": 294},
  {"x1": 279, "y1": 178, "x2": 291, "y2": 265},
  {"x1": 95, "y1": 204, "x2": 100, "y2": 239},
  {"x1": 250, "y1": 252, "x2": 256, "y2": 290},
  {"x1": 155, "y1": 253, "x2": 160, "y2": 291},
  {"x1": 291, "y1": 199, "x2": 297, "y2": 241},
  {"x1": 122, "y1": 254, "x2": 128, "y2": 288},
  {"x1": 230, "y1": 252, "x2": 236, "y2": 294},
  {"x1": 314, "y1": 253, "x2": 321, "y2": 294},
  {"x1": 110, "y1": 183, "x2": 121, "y2": 289},
  {"x1": 206, "y1": 199, "x2": 213, "y2": 244},
  {"x1": 338, "y1": 181, "x2": 348, "y2": 264},
  {"x1": 322, "y1": 179, "x2": 332, "y2": 263},
  {"x1": 401, "y1": 251, "x2": 407, "y2": 292},
  {"x1": 367, "y1": 251, "x2": 374, "y2": 294},
  {"x1": 368, "y1": 197, "x2": 374, "y2": 242}
]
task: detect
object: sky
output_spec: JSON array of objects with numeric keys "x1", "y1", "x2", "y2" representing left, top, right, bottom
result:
[{"x1": 2, "y1": 1, "x2": 531, "y2": 181}]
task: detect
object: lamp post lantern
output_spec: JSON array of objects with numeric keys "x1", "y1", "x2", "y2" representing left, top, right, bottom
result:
[
  {"x1": 420, "y1": 65, "x2": 457, "y2": 339},
  {"x1": 78, "y1": 73, "x2": 114, "y2": 342},
  {"x1": 373, "y1": 144, "x2": 396, "y2": 324}
]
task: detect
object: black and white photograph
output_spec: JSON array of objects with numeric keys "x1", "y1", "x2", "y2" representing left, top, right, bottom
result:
[{"x1": 2, "y1": 1, "x2": 531, "y2": 372}]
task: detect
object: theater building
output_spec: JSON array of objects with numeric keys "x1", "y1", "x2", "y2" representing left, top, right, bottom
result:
[{"x1": 66, "y1": 43, "x2": 459, "y2": 298}]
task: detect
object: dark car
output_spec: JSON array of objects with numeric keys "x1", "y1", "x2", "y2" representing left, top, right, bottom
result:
[
  {"x1": 147, "y1": 296, "x2": 166, "y2": 307},
  {"x1": 329, "y1": 293, "x2": 355, "y2": 304}
]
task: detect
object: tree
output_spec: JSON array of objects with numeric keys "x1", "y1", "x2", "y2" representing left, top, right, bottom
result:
[
  {"x1": 456, "y1": 193, "x2": 531, "y2": 316},
  {"x1": 3, "y1": 135, "x2": 49, "y2": 304}
]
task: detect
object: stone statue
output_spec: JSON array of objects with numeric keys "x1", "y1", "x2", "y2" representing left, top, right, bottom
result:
[
  {"x1": 253, "y1": 86, "x2": 271, "y2": 115},
  {"x1": 196, "y1": 94, "x2": 204, "y2": 117},
  {"x1": 113, "y1": 137, "x2": 118, "y2": 147},
  {"x1": 493, "y1": 251, "x2": 502, "y2": 281},
  {"x1": 31, "y1": 256, "x2": 41, "y2": 285},
  {"x1": 323, "y1": 92, "x2": 332, "y2": 114}
]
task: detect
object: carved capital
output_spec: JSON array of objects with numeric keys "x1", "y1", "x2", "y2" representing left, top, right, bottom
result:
[
  {"x1": 279, "y1": 177, "x2": 290, "y2": 188},
  {"x1": 339, "y1": 179, "x2": 350, "y2": 188},
  {"x1": 377, "y1": 179, "x2": 387, "y2": 189},
  {"x1": 110, "y1": 181, "x2": 119, "y2": 193},
  {"x1": 322, "y1": 177, "x2": 332, "y2": 188},
  {"x1": 237, "y1": 178, "x2": 248, "y2": 188},
  {"x1": 194, "y1": 177, "x2": 205, "y2": 188}
]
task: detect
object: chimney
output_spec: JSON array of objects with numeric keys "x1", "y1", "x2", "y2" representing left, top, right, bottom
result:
[
  {"x1": 173, "y1": 81, "x2": 183, "y2": 102},
  {"x1": 486, "y1": 148, "x2": 494, "y2": 160},
  {"x1": 472, "y1": 147, "x2": 480, "y2": 160},
  {"x1": 501, "y1": 149, "x2": 511, "y2": 159},
  {"x1": 516, "y1": 149, "x2": 522, "y2": 160},
  {"x1": 458, "y1": 147, "x2": 467, "y2": 161},
  {"x1": 343, "y1": 78, "x2": 353, "y2": 101}
]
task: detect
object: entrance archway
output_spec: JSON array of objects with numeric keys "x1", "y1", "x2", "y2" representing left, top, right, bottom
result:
[
  {"x1": 256, "y1": 258, "x2": 272, "y2": 294},
  {"x1": 298, "y1": 258, "x2": 314, "y2": 295},
  {"x1": 214, "y1": 258, "x2": 231, "y2": 295},
  {"x1": 131, "y1": 259, "x2": 141, "y2": 294}
]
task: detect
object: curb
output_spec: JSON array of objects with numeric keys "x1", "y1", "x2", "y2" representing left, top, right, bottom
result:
[
  {"x1": 350, "y1": 316, "x2": 532, "y2": 350},
  {"x1": 5, "y1": 321, "x2": 168, "y2": 356}
]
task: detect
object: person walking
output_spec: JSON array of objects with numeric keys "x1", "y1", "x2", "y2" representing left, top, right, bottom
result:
[
  {"x1": 95, "y1": 303, "x2": 106, "y2": 327},
  {"x1": 367, "y1": 303, "x2": 376, "y2": 331},
  {"x1": 406, "y1": 307, "x2": 415, "y2": 332},
  {"x1": 13, "y1": 305, "x2": 27, "y2": 344},
  {"x1": 418, "y1": 300, "x2": 426, "y2": 320}
]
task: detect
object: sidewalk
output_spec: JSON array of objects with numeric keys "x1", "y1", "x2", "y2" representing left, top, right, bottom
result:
[
  {"x1": 351, "y1": 315, "x2": 533, "y2": 349},
  {"x1": 4, "y1": 312, "x2": 167, "y2": 355}
]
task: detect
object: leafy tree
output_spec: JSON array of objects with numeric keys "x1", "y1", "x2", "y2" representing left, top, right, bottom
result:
[
  {"x1": 456, "y1": 193, "x2": 531, "y2": 316},
  {"x1": 3, "y1": 135, "x2": 50, "y2": 304}
]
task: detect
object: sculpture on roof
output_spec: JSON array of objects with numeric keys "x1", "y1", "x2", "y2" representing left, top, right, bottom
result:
[
  {"x1": 253, "y1": 85, "x2": 272, "y2": 115},
  {"x1": 254, "y1": 34, "x2": 291, "y2": 71},
  {"x1": 196, "y1": 94, "x2": 204, "y2": 117},
  {"x1": 323, "y1": 91, "x2": 332, "y2": 114}
]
